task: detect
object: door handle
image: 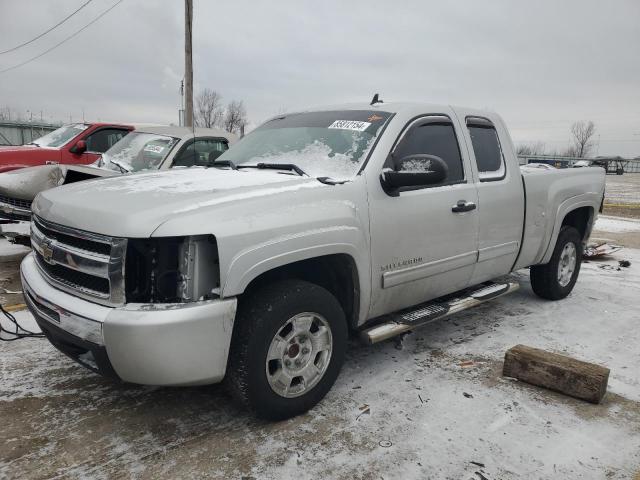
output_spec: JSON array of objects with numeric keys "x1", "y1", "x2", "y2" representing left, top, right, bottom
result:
[{"x1": 452, "y1": 200, "x2": 476, "y2": 213}]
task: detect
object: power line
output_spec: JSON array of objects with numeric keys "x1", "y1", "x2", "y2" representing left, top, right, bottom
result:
[
  {"x1": 0, "y1": 0, "x2": 94, "y2": 55},
  {"x1": 0, "y1": 0, "x2": 123, "y2": 75}
]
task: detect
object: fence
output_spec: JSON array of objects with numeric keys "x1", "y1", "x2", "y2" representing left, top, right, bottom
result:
[
  {"x1": 518, "y1": 155, "x2": 640, "y2": 174},
  {"x1": 0, "y1": 121, "x2": 61, "y2": 145}
]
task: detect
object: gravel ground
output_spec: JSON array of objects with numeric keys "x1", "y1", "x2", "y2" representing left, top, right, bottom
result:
[{"x1": 1, "y1": 218, "x2": 639, "y2": 479}]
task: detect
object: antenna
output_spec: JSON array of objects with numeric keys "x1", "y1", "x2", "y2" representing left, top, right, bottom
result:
[{"x1": 370, "y1": 93, "x2": 383, "y2": 105}]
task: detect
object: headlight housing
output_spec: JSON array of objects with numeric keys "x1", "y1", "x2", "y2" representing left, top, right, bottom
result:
[{"x1": 125, "y1": 235, "x2": 220, "y2": 303}]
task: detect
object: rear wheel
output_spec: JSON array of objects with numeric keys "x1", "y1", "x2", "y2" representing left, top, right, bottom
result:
[
  {"x1": 226, "y1": 279, "x2": 347, "y2": 420},
  {"x1": 530, "y1": 226, "x2": 583, "y2": 300}
]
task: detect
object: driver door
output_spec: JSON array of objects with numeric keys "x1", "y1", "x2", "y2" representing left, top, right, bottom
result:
[{"x1": 368, "y1": 115, "x2": 479, "y2": 318}]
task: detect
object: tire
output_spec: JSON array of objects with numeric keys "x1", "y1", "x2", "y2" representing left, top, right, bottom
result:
[
  {"x1": 226, "y1": 279, "x2": 347, "y2": 420},
  {"x1": 530, "y1": 225, "x2": 583, "y2": 300}
]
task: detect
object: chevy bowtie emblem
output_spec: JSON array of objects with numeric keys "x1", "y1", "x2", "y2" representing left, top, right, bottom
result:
[{"x1": 41, "y1": 240, "x2": 54, "y2": 264}]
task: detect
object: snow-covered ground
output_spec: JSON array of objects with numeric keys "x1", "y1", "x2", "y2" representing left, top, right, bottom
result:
[
  {"x1": 604, "y1": 175, "x2": 640, "y2": 205},
  {"x1": 1, "y1": 231, "x2": 639, "y2": 479},
  {"x1": 593, "y1": 215, "x2": 640, "y2": 234}
]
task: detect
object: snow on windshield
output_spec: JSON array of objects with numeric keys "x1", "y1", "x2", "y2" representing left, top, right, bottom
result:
[
  {"x1": 247, "y1": 136, "x2": 376, "y2": 179},
  {"x1": 101, "y1": 132, "x2": 178, "y2": 173},
  {"x1": 32, "y1": 124, "x2": 88, "y2": 148},
  {"x1": 217, "y1": 110, "x2": 392, "y2": 179}
]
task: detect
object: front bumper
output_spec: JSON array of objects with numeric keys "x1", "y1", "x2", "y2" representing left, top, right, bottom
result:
[{"x1": 21, "y1": 253, "x2": 238, "y2": 386}]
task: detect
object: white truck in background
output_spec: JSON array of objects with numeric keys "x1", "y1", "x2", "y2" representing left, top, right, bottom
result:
[{"x1": 21, "y1": 102, "x2": 605, "y2": 419}]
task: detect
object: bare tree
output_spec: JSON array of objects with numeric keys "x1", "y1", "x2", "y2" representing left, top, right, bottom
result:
[
  {"x1": 516, "y1": 142, "x2": 546, "y2": 156},
  {"x1": 570, "y1": 120, "x2": 596, "y2": 158},
  {"x1": 195, "y1": 88, "x2": 224, "y2": 128},
  {"x1": 223, "y1": 100, "x2": 247, "y2": 134}
]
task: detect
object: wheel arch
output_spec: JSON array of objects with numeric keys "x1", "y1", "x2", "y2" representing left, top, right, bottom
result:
[
  {"x1": 228, "y1": 252, "x2": 362, "y2": 331},
  {"x1": 540, "y1": 197, "x2": 596, "y2": 264}
]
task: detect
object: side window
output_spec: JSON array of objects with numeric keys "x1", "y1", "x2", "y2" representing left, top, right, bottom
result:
[
  {"x1": 392, "y1": 121, "x2": 464, "y2": 184},
  {"x1": 85, "y1": 129, "x2": 128, "y2": 153},
  {"x1": 467, "y1": 118, "x2": 505, "y2": 181},
  {"x1": 173, "y1": 139, "x2": 229, "y2": 167}
]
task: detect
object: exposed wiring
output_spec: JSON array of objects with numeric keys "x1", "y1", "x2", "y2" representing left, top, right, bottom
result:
[
  {"x1": 0, "y1": 0, "x2": 123, "y2": 75},
  {"x1": 0, "y1": 304, "x2": 45, "y2": 341},
  {"x1": 0, "y1": 0, "x2": 94, "y2": 55}
]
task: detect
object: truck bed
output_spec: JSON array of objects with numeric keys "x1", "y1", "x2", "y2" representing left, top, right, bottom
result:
[{"x1": 515, "y1": 166, "x2": 606, "y2": 270}]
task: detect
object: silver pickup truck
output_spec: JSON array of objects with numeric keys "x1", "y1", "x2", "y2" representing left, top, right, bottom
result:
[{"x1": 21, "y1": 102, "x2": 605, "y2": 419}]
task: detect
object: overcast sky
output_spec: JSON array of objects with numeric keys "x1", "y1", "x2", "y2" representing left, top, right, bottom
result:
[{"x1": 1, "y1": 0, "x2": 639, "y2": 156}]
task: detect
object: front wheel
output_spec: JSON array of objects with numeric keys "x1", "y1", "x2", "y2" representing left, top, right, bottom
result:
[
  {"x1": 530, "y1": 226, "x2": 583, "y2": 300},
  {"x1": 226, "y1": 279, "x2": 347, "y2": 420}
]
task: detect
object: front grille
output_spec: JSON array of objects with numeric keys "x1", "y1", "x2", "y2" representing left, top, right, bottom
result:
[
  {"x1": 35, "y1": 252, "x2": 110, "y2": 295},
  {"x1": 33, "y1": 217, "x2": 110, "y2": 256},
  {"x1": 31, "y1": 215, "x2": 127, "y2": 305},
  {"x1": 0, "y1": 194, "x2": 32, "y2": 210}
]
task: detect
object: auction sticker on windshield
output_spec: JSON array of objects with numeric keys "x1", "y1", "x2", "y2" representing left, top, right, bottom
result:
[
  {"x1": 144, "y1": 144, "x2": 166, "y2": 154},
  {"x1": 328, "y1": 120, "x2": 371, "y2": 131}
]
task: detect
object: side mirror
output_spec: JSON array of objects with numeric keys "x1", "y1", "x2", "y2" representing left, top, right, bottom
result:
[
  {"x1": 380, "y1": 154, "x2": 448, "y2": 195},
  {"x1": 70, "y1": 140, "x2": 87, "y2": 154}
]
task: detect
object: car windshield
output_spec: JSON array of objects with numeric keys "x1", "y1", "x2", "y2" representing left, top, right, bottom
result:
[
  {"x1": 216, "y1": 110, "x2": 393, "y2": 179},
  {"x1": 100, "y1": 132, "x2": 179, "y2": 173},
  {"x1": 31, "y1": 123, "x2": 89, "y2": 148}
]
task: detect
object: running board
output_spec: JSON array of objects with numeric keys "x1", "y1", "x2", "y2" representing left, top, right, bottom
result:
[{"x1": 361, "y1": 281, "x2": 520, "y2": 344}]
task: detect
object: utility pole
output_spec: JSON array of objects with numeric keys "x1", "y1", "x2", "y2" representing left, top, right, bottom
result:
[{"x1": 184, "y1": 0, "x2": 194, "y2": 128}]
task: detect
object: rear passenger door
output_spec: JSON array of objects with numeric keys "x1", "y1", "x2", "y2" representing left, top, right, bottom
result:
[
  {"x1": 368, "y1": 115, "x2": 479, "y2": 318},
  {"x1": 462, "y1": 116, "x2": 524, "y2": 284}
]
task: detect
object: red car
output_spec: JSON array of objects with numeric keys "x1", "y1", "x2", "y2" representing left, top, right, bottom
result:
[{"x1": 0, "y1": 122, "x2": 134, "y2": 173}]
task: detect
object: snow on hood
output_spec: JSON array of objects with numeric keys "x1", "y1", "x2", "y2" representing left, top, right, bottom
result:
[
  {"x1": 0, "y1": 164, "x2": 64, "y2": 199},
  {"x1": 0, "y1": 164, "x2": 115, "y2": 200},
  {"x1": 33, "y1": 168, "x2": 325, "y2": 237}
]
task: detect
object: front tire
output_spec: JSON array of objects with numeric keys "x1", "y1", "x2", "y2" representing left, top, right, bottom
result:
[
  {"x1": 226, "y1": 279, "x2": 347, "y2": 420},
  {"x1": 530, "y1": 225, "x2": 583, "y2": 300}
]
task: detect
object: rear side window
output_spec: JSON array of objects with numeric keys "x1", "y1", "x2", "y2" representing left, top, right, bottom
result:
[
  {"x1": 467, "y1": 117, "x2": 505, "y2": 181},
  {"x1": 173, "y1": 138, "x2": 229, "y2": 167},
  {"x1": 393, "y1": 121, "x2": 464, "y2": 184}
]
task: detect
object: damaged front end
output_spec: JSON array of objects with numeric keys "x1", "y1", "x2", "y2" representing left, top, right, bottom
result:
[
  {"x1": 0, "y1": 164, "x2": 116, "y2": 243},
  {"x1": 125, "y1": 235, "x2": 221, "y2": 303}
]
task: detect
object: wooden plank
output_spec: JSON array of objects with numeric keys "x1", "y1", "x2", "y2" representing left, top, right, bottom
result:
[{"x1": 503, "y1": 344, "x2": 610, "y2": 404}]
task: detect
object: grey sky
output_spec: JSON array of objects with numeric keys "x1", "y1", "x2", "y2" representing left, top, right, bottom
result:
[{"x1": 1, "y1": 0, "x2": 639, "y2": 156}]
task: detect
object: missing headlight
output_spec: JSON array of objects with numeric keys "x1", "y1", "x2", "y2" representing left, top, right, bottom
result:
[{"x1": 125, "y1": 235, "x2": 220, "y2": 303}]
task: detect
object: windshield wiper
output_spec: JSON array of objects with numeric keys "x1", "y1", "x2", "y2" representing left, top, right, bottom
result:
[
  {"x1": 109, "y1": 158, "x2": 130, "y2": 173},
  {"x1": 27, "y1": 142, "x2": 40, "y2": 147},
  {"x1": 211, "y1": 159, "x2": 237, "y2": 170},
  {"x1": 238, "y1": 162, "x2": 308, "y2": 177}
]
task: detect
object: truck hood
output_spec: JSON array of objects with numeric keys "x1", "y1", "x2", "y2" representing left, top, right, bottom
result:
[
  {"x1": 33, "y1": 168, "x2": 327, "y2": 237},
  {"x1": 0, "y1": 164, "x2": 116, "y2": 201},
  {"x1": 0, "y1": 145, "x2": 60, "y2": 172}
]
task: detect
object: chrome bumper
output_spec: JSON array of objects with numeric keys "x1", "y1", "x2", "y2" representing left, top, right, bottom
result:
[
  {"x1": 21, "y1": 253, "x2": 238, "y2": 386},
  {"x1": 0, "y1": 201, "x2": 31, "y2": 221}
]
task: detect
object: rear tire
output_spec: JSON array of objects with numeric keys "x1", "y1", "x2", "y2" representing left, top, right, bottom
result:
[
  {"x1": 530, "y1": 226, "x2": 583, "y2": 300},
  {"x1": 226, "y1": 279, "x2": 347, "y2": 420}
]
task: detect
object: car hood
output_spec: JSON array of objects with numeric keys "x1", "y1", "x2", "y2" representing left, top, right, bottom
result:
[
  {"x1": 0, "y1": 145, "x2": 44, "y2": 153},
  {"x1": 33, "y1": 168, "x2": 327, "y2": 237},
  {"x1": 0, "y1": 164, "x2": 116, "y2": 201}
]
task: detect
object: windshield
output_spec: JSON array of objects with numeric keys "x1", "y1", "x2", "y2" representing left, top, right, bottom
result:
[
  {"x1": 216, "y1": 110, "x2": 392, "y2": 179},
  {"x1": 100, "y1": 132, "x2": 179, "y2": 173},
  {"x1": 31, "y1": 123, "x2": 89, "y2": 148}
]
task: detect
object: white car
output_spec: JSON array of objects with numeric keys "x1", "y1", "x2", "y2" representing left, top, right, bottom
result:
[{"x1": 0, "y1": 126, "x2": 236, "y2": 241}]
